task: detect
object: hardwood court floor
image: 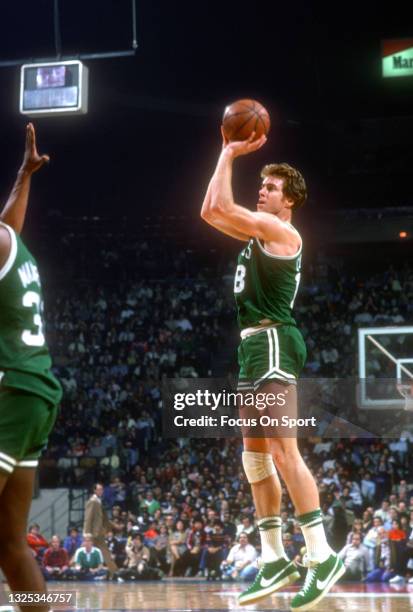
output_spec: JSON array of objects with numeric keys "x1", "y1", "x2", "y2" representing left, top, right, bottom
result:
[{"x1": 3, "y1": 579, "x2": 412, "y2": 611}]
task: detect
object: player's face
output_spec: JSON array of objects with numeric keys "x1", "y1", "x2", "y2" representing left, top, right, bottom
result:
[{"x1": 257, "y1": 176, "x2": 292, "y2": 214}]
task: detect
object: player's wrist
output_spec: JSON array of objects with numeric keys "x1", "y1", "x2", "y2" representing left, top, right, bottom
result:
[
  {"x1": 220, "y1": 147, "x2": 235, "y2": 162},
  {"x1": 18, "y1": 165, "x2": 33, "y2": 178}
]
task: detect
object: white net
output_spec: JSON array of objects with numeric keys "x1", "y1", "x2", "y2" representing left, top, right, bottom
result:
[{"x1": 397, "y1": 383, "x2": 413, "y2": 412}]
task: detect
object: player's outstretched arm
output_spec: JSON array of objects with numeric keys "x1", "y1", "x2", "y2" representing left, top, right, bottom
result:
[
  {"x1": 0, "y1": 123, "x2": 49, "y2": 234},
  {"x1": 200, "y1": 181, "x2": 249, "y2": 241},
  {"x1": 205, "y1": 130, "x2": 296, "y2": 245}
]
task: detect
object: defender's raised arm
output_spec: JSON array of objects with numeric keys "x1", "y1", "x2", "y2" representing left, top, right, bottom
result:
[{"x1": 0, "y1": 123, "x2": 49, "y2": 234}]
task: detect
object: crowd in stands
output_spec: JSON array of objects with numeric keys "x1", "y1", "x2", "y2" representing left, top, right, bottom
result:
[
  {"x1": 29, "y1": 457, "x2": 413, "y2": 583},
  {"x1": 34, "y1": 225, "x2": 413, "y2": 583}
]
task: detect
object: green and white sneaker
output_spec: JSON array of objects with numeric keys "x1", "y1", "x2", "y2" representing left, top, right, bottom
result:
[
  {"x1": 238, "y1": 557, "x2": 300, "y2": 606},
  {"x1": 290, "y1": 553, "x2": 345, "y2": 611}
]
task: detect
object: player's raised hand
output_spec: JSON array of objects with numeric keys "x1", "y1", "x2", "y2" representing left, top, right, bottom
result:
[
  {"x1": 221, "y1": 126, "x2": 267, "y2": 159},
  {"x1": 21, "y1": 123, "x2": 50, "y2": 174}
]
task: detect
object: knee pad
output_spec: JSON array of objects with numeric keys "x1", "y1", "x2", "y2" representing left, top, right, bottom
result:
[{"x1": 242, "y1": 451, "x2": 276, "y2": 484}]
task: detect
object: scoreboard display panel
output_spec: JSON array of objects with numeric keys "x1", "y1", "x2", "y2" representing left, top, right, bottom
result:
[{"x1": 20, "y1": 60, "x2": 88, "y2": 117}]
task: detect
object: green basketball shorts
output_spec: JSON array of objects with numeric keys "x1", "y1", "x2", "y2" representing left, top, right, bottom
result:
[
  {"x1": 0, "y1": 387, "x2": 58, "y2": 475},
  {"x1": 237, "y1": 324, "x2": 307, "y2": 391}
]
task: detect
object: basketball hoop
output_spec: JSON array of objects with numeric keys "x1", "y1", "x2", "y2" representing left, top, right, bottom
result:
[{"x1": 366, "y1": 335, "x2": 413, "y2": 411}]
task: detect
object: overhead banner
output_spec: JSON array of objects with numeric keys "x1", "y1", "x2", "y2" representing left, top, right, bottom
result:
[{"x1": 382, "y1": 39, "x2": 413, "y2": 78}]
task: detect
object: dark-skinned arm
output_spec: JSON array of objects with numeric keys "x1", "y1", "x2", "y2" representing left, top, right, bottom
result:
[
  {"x1": 0, "y1": 226, "x2": 11, "y2": 270},
  {"x1": 0, "y1": 123, "x2": 49, "y2": 234}
]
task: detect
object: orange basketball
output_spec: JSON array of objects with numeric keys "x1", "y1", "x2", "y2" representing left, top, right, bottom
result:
[{"x1": 222, "y1": 99, "x2": 270, "y2": 142}]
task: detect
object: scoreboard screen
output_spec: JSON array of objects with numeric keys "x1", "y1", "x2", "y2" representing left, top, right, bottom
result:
[{"x1": 20, "y1": 60, "x2": 88, "y2": 117}]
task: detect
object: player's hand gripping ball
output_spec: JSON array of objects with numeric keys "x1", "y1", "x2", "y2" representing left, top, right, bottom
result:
[{"x1": 222, "y1": 99, "x2": 270, "y2": 142}]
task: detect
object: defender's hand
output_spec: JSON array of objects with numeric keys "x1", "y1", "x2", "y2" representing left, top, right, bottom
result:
[
  {"x1": 221, "y1": 126, "x2": 267, "y2": 159},
  {"x1": 21, "y1": 123, "x2": 50, "y2": 174}
]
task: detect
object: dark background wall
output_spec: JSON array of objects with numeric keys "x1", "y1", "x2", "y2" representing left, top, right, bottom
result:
[{"x1": 0, "y1": 0, "x2": 412, "y2": 231}]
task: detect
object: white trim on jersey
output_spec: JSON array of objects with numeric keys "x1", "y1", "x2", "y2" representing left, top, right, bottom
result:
[
  {"x1": 255, "y1": 233, "x2": 302, "y2": 261},
  {"x1": 17, "y1": 460, "x2": 39, "y2": 468},
  {"x1": 0, "y1": 222, "x2": 18, "y2": 281},
  {"x1": 256, "y1": 222, "x2": 303, "y2": 261}
]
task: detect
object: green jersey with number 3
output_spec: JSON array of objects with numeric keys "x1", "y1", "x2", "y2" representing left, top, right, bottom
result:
[
  {"x1": 0, "y1": 222, "x2": 62, "y2": 405},
  {"x1": 234, "y1": 231, "x2": 302, "y2": 329}
]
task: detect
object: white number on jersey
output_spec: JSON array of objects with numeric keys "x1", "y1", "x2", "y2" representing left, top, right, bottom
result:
[
  {"x1": 242, "y1": 240, "x2": 252, "y2": 260},
  {"x1": 21, "y1": 290, "x2": 46, "y2": 347},
  {"x1": 234, "y1": 264, "x2": 246, "y2": 294},
  {"x1": 290, "y1": 255, "x2": 302, "y2": 308}
]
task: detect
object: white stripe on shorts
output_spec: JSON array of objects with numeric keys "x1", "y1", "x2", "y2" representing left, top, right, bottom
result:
[
  {"x1": 0, "y1": 451, "x2": 17, "y2": 466},
  {"x1": 260, "y1": 329, "x2": 296, "y2": 384},
  {"x1": 17, "y1": 460, "x2": 39, "y2": 468},
  {"x1": 0, "y1": 459, "x2": 14, "y2": 473}
]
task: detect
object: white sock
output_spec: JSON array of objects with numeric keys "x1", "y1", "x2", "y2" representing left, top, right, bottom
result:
[
  {"x1": 257, "y1": 516, "x2": 288, "y2": 563},
  {"x1": 298, "y1": 509, "x2": 333, "y2": 563}
]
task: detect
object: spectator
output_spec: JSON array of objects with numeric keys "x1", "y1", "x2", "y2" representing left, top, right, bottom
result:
[
  {"x1": 361, "y1": 472, "x2": 376, "y2": 503},
  {"x1": 338, "y1": 533, "x2": 369, "y2": 581},
  {"x1": 363, "y1": 516, "x2": 383, "y2": 570},
  {"x1": 70, "y1": 534, "x2": 107, "y2": 581},
  {"x1": 362, "y1": 509, "x2": 373, "y2": 533},
  {"x1": 27, "y1": 524, "x2": 48, "y2": 561},
  {"x1": 42, "y1": 535, "x2": 70, "y2": 580},
  {"x1": 110, "y1": 506, "x2": 126, "y2": 536},
  {"x1": 152, "y1": 525, "x2": 170, "y2": 573},
  {"x1": 140, "y1": 490, "x2": 161, "y2": 516},
  {"x1": 236, "y1": 515, "x2": 255, "y2": 538},
  {"x1": 222, "y1": 512, "x2": 237, "y2": 541},
  {"x1": 175, "y1": 519, "x2": 205, "y2": 577},
  {"x1": 283, "y1": 533, "x2": 300, "y2": 561},
  {"x1": 374, "y1": 500, "x2": 391, "y2": 524},
  {"x1": 144, "y1": 520, "x2": 159, "y2": 547},
  {"x1": 116, "y1": 533, "x2": 160, "y2": 581},
  {"x1": 345, "y1": 519, "x2": 363, "y2": 545},
  {"x1": 221, "y1": 533, "x2": 258, "y2": 581},
  {"x1": 364, "y1": 527, "x2": 402, "y2": 584},
  {"x1": 203, "y1": 521, "x2": 228, "y2": 580},
  {"x1": 168, "y1": 520, "x2": 188, "y2": 577},
  {"x1": 388, "y1": 519, "x2": 407, "y2": 542},
  {"x1": 106, "y1": 530, "x2": 127, "y2": 569},
  {"x1": 63, "y1": 527, "x2": 82, "y2": 560}
]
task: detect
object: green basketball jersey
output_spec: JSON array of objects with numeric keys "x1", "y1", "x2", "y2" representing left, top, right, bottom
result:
[
  {"x1": 0, "y1": 222, "x2": 62, "y2": 406},
  {"x1": 234, "y1": 231, "x2": 302, "y2": 329}
]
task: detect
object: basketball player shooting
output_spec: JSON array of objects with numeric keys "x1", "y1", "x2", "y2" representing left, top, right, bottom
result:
[
  {"x1": 200, "y1": 126, "x2": 344, "y2": 611},
  {"x1": 0, "y1": 124, "x2": 62, "y2": 612}
]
